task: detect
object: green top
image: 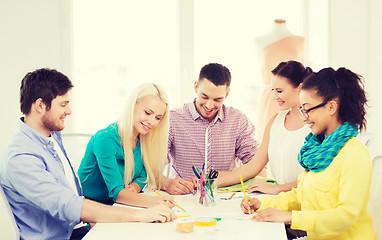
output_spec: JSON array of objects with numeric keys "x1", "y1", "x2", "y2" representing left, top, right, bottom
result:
[{"x1": 78, "y1": 123, "x2": 147, "y2": 202}]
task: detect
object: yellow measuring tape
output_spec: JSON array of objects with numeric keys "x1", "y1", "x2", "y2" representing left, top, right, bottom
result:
[{"x1": 194, "y1": 217, "x2": 217, "y2": 227}]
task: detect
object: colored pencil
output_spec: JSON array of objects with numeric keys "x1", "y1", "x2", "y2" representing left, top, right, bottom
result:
[
  {"x1": 240, "y1": 175, "x2": 251, "y2": 214},
  {"x1": 172, "y1": 165, "x2": 183, "y2": 179},
  {"x1": 206, "y1": 173, "x2": 214, "y2": 198},
  {"x1": 203, "y1": 185, "x2": 213, "y2": 202},
  {"x1": 228, "y1": 192, "x2": 236, "y2": 200},
  {"x1": 199, "y1": 173, "x2": 204, "y2": 204}
]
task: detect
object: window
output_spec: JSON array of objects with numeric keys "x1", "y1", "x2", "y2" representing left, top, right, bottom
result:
[
  {"x1": 73, "y1": 0, "x2": 309, "y2": 133},
  {"x1": 72, "y1": 0, "x2": 178, "y2": 133}
]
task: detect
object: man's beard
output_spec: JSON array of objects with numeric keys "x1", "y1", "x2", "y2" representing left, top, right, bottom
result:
[{"x1": 42, "y1": 113, "x2": 64, "y2": 132}]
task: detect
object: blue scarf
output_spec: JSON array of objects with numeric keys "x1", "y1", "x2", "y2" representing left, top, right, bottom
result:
[{"x1": 298, "y1": 122, "x2": 358, "y2": 172}]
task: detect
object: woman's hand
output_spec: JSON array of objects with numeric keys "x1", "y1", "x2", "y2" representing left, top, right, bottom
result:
[
  {"x1": 154, "y1": 195, "x2": 175, "y2": 208},
  {"x1": 248, "y1": 180, "x2": 280, "y2": 195},
  {"x1": 252, "y1": 207, "x2": 292, "y2": 224},
  {"x1": 240, "y1": 197, "x2": 261, "y2": 214},
  {"x1": 139, "y1": 204, "x2": 176, "y2": 223},
  {"x1": 125, "y1": 182, "x2": 141, "y2": 193}
]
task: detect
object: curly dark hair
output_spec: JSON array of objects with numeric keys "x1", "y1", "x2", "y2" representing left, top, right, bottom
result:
[
  {"x1": 302, "y1": 67, "x2": 368, "y2": 131},
  {"x1": 20, "y1": 68, "x2": 73, "y2": 115}
]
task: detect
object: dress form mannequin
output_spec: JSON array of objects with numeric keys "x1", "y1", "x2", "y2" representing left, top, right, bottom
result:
[
  {"x1": 254, "y1": 19, "x2": 305, "y2": 141},
  {"x1": 255, "y1": 19, "x2": 294, "y2": 51}
]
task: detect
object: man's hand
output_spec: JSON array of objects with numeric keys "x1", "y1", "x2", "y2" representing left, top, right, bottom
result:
[{"x1": 164, "y1": 177, "x2": 197, "y2": 195}]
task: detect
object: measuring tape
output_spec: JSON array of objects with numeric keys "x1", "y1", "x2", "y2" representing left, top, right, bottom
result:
[{"x1": 194, "y1": 217, "x2": 217, "y2": 227}]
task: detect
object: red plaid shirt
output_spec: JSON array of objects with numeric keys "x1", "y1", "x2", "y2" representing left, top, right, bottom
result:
[{"x1": 168, "y1": 102, "x2": 258, "y2": 180}]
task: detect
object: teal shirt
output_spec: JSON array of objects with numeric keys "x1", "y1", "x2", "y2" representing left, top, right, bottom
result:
[{"x1": 78, "y1": 123, "x2": 147, "y2": 202}]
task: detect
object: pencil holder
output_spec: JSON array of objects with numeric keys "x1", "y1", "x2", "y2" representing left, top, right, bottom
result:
[{"x1": 196, "y1": 177, "x2": 218, "y2": 206}]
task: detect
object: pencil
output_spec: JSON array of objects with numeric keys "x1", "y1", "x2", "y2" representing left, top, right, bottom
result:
[
  {"x1": 239, "y1": 175, "x2": 251, "y2": 214},
  {"x1": 152, "y1": 189, "x2": 186, "y2": 211},
  {"x1": 228, "y1": 192, "x2": 236, "y2": 200}
]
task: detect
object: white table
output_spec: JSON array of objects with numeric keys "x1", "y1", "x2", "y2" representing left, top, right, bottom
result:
[{"x1": 83, "y1": 192, "x2": 287, "y2": 240}]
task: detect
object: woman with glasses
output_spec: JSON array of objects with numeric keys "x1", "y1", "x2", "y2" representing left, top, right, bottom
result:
[
  {"x1": 218, "y1": 61, "x2": 312, "y2": 195},
  {"x1": 241, "y1": 67, "x2": 375, "y2": 240}
]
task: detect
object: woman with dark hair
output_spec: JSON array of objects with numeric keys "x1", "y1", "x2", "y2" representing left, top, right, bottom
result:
[
  {"x1": 218, "y1": 61, "x2": 312, "y2": 195},
  {"x1": 241, "y1": 67, "x2": 375, "y2": 240}
]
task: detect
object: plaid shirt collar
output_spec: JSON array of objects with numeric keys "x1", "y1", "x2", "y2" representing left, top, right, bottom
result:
[{"x1": 188, "y1": 99, "x2": 224, "y2": 124}]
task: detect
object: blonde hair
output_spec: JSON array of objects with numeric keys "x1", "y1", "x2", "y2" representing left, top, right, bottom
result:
[{"x1": 118, "y1": 83, "x2": 169, "y2": 190}]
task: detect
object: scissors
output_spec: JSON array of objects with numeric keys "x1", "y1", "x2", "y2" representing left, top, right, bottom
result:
[
  {"x1": 193, "y1": 165, "x2": 219, "y2": 180},
  {"x1": 209, "y1": 168, "x2": 219, "y2": 179}
]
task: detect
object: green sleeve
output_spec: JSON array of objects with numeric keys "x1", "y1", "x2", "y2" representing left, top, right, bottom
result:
[{"x1": 93, "y1": 132, "x2": 124, "y2": 201}]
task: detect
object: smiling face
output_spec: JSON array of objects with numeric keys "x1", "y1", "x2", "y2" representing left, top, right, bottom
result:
[
  {"x1": 299, "y1": 89, "x2": 342, "y2": 137},
  {"x1": 133, "y1": 94, "x2": 167, "y2": 138},
  {"x1": 271, "y1": 75, "x2": 301, "y2": 110},
  {"x1": 41, "y1": 92, "x2": 71, "y2": 133},
  {"x1": 194, "y1": 78, "x2": 229, "y2": 122}
]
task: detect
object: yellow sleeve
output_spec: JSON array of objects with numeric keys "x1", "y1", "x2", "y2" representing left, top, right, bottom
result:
[
  {"x1": 291, "y1": 141, "x2": 372, "y2": 238},
  {"x1": 258, "y1": 187, "x2": 301, "y2": 211}
]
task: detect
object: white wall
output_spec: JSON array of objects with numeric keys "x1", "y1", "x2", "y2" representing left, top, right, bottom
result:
[
  {"x1": 0, "y1": 0, "x2": 73, "y2": 153},
  {"x1": 368, "y1": 0, "x2": 382, "y2": 148},
  {"x1": 328, "y1": 0, "x2": 382, "y2": 144},
  {"x1": 1, "y1": 0, "x2": 381, "y2": 154}
]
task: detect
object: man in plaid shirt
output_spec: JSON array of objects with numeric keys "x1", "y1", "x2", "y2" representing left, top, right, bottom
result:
[{"x1": 162, "y1": 63, "x2": 259, "y2": 194}]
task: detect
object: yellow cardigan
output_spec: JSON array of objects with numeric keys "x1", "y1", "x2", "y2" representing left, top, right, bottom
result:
[{"x1": 258, "y1": 137, "x2": 375, "y2": 239}]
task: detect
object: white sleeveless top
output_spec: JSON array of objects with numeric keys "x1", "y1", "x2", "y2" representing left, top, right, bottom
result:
[{"x1": 268, "y1": 110, "x2": 310, "y2": 184}]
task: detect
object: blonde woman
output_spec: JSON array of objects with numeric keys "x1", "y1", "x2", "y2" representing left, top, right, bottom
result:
[{"x1": 78, "y1": 83, "x2": 174, "y2": 208}]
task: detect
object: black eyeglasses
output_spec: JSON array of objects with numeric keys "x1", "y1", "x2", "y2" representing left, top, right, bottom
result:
[{"x1": 299, "y1": 102, "x2": 327, "y2": 118}]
